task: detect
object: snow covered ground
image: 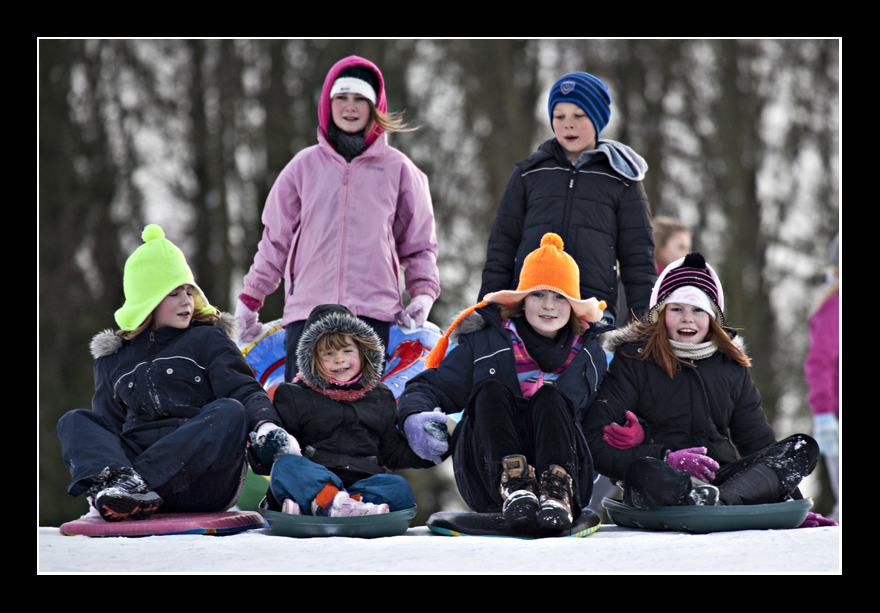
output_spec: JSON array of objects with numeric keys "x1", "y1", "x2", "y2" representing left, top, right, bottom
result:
[{"x1": 38, "y1": 521, "x2": 840, "y2": 574}]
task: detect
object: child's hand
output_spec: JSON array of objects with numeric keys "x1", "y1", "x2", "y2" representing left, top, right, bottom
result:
[
  {"x1": 404, "y1": 411, "x2": 449, "y2": 465},
  {"x1": 666, "y1": 447, "x2": 719, "y2": 482},
  {"x1": 396, "y1": 295, "x2": 434, "y2": 331},
  {"x1": 602, "y1": 411, "x2": 645, "y2": 449},
  {"x1": 249, "y1": 424, "x2": 301, "y2": 466},
  {"x1": 236, "y1": 298, "x2": 263, "y2": 343}
]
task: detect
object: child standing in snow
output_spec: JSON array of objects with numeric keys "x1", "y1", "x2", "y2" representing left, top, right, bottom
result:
[
  {"x1": 398, "y1": 234, "x2": 611, "y2": 531},
  {"x1": 478, "y1": 71, "x2": 655, "y2": 325},
  {"x1": 237, "y1": 55, "x2": 440, "y2": 381},
  {"x1": 57, "y1": 225, "x2": 282, "y2": 522},
  {"x1": 584, "y1": 253, "x2": 836, "y2": 527},
  {"x1": 249, "y1": 304, "x2": 435, "y2": 517}
]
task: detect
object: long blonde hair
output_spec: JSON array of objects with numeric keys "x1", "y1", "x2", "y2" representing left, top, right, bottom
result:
[
  {"x1": 628, "y1": 314, "x2": 750, "y2": 378},
  {"x1": 366, "y1": 104, "x2": 417, "y2": 137},
  {"x1": 117, "y1": 310, "x2": 220, "y2": 341}
]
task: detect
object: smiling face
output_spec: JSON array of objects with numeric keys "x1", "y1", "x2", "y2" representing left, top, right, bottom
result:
[
  {"x1": 330, "y1": 92, "x2": 372, "y2": 134},
  {"x1": 664, "y1": 302, "x2": 710, "y2": 345},
  {"x1": 552, "y1": 102, "x2": 597, "y2": 164},
  {"x1": 523, "y1": 290, "x2": 572, "y2": 338},
  {"x1": 318, "y1": 335, "x2": 363, "y2": 383},
  {"x1": 152, "y1": 284, "x2": 194, "y2": 330}
]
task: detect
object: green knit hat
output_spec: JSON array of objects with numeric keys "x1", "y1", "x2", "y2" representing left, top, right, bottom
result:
[{"x1": 114, "y1": 224, "x2": 215, "y2": 331}]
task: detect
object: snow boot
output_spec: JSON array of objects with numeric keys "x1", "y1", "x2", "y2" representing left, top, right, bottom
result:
[
  {"x1": 536, "y1": 465, "x2": 573, "y2": 531},
  {"x1": 499, "y1": 454, "x2": 539, "y2": 523},
  {"x1": 686, "y1": 483, "x2": 720, "y2": 506},
  {"x1": 282, "y1": 498, "x2": 301, "y2": 515},
  {"x1": 88, "y1": 467, "x2": 162, "y2": 522},
  {"x1": 310, "y1": 483, "x2": 389, "y2": 517}
]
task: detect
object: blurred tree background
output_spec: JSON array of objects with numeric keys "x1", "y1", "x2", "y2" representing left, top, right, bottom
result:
[{"x1": 39, "y1": 39, "x2": 839, "y2": 528}]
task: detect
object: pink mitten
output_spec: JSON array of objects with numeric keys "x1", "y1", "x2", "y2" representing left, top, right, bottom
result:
[{"x1": 603, "y1": 411, "x2": 645, "y2": 449}]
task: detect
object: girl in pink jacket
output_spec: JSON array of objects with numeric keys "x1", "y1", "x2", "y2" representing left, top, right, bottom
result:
[{"x1": 237, "y1": 56, "x2": 440, "y2": 382}]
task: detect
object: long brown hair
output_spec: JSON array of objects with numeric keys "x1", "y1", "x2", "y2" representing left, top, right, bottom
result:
[{"x1": 629, "y1": 314, "x2": 750, "y2": 378}]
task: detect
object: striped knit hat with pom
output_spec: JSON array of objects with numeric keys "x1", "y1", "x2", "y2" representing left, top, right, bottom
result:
[
  {"x1": 547, "y1": 72, "x2": 612, "y2": 136},
  {"x1": 648, "y1": 252, "x2": 724, "y2": 325},
  {"x1": 424, "y1": 233, "x2": 605, "y2": 369}
]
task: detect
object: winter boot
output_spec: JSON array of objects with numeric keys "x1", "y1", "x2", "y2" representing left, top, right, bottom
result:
[
  {"x1": 310, "y1": 483, "x2": 390, "y2": 517},
  {"x1": 499, "y1": 454, "x2": 539, "y2": 523},
  {"x1": 282, "y1": 498, "x2": 301, "y2": 515},
  {"x1": 537, "y1": 465, "x2": 573, "y2": 531},
  {"x1": 686, "y1": 483, "x2": 720, "y2": 506},
  {"x1": 88, "y1": 467, "x2": 162, "y2": 522}
]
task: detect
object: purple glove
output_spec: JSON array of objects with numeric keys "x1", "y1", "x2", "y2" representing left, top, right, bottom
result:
[
  {"x1": 236, "y1": 298, "x2": 263, "y2": 344},
  {"x1": 666, "y1": 447, "x2": 720, "y2": 482},
  {"x1": 797, "y1": 511, "x2": 839, "y2": 528},
  {"x1": 603, "y1": 411, "x2": 645, "y2": 449},
  {"x1": 404, "y1": 411, "x2": 449, "y2": 465},
  {"x1": 396, "y1": 295, "x2": 434, "y2": 330}
]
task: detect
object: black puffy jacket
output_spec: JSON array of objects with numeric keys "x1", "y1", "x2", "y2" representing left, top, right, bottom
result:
[
  {"x1": 90, "y1": 315, "x2": 279, "y2": 449},
  {"x1": 582, "y1": 326, "x2": 777, "y2": 482},
  {"x1": 479, "y1": 138, "x2": 656, "y2": 321}
]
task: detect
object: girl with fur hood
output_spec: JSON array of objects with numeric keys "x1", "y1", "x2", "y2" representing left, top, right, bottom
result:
[
  {"x1": 237, "y1": 55, "x2": 440, "y2": 381},
  {"x1": 583, "y1": 253, "x2": 836, "y2": 527},
  {"x1": 57, "y1": 225, "x2": 282, "y2": 522},
  {"x1": 249, "y1": 304, "x2": 435, "y2": 518},
  {"x1": 398, "y1": 234, "x2": 611, "y2": 532}
]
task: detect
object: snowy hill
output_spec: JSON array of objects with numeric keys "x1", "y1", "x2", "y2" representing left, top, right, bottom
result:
[{"x1": 38, "y1": 522, "x2": 840, "y2": 573}]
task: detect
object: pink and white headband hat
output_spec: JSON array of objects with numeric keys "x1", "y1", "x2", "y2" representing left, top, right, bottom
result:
[
  {"x1": 648, "y1": 252, "x2": 725, "y2": 325},
  {"x1": 330, "y1": 77, "x2": 377, "y2": 105}
]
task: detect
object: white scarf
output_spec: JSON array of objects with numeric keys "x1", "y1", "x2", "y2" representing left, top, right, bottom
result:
[{"x1": 669, "y1": 339, "x2": 717, "y2": 361}]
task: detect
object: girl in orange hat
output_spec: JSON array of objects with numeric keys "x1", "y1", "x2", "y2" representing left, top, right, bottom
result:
[{"x1": 398, "y1": 233, "x2": 611, "y2": 532}]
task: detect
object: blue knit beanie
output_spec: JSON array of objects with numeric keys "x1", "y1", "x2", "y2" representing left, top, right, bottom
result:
[{"x1": 547, "y1": 72, "x2": 611, "y2": 136}]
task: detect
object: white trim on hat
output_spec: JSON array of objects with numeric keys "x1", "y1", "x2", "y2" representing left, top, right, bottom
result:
[
  {"x1": 330, "y1": 77, "x2": 377, "y2": 105},
  {"x1": 667, "y1": 286, "x2": 716, "y2": 320}
]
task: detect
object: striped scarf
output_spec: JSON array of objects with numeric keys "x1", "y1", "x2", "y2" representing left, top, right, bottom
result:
[{"x1": 504, "y1": 320, "x2": 582, "y2": 398}]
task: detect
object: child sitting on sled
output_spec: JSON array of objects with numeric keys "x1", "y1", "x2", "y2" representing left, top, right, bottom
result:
[
  {"x1": 397, "y1": 233, "x2": 612, "y2": 531},
  {"x1": 249, "y1": 304, "x2": 436, "y2": 517},
  {"x1": 583, "y1": 252, "x2": 837, "y2": 527},
  {"x1": 57, "y1": 225, "x2": 283, "y2": 522}
]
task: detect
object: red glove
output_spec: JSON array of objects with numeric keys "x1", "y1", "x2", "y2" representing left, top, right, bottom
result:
[{"x1": 603, "y1": 411, "x2": 645, "y2": 449}]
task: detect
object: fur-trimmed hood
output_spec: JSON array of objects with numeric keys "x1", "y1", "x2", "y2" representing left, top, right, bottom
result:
[
  {"x1": 295, "y1": 305, "x2": 385, "y2": 390},
  {"x1": 89, "y1": 312, "x2": 238, "y2": 359},
  {"x1": 601, "y1": 321, "x2": 747, "y2": 356}
]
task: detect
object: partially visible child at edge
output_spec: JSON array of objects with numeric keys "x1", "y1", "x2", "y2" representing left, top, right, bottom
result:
[
  {"x1": 583, "y1": 252, "x2": 837, "y2": 528},
  {"x1": 652, "y1": 216, "x2": 692, "y2": 275},
  {"x1": 478, "y1": 71, "x2": 655, "y2": 326},
  {"x1": 248, "y1": 304, "x2": 436, "y2": 517},
  {"x1": 237, "y1": 55, "x2": 440, "y2": 380},
  {"x1": 804, "y1": 234, "x2": 839, "y2": 521},
  {"x1": 397, "y1": 233, "x2": 612, "y2": 532},
  {"x1": 57, "y1": 225, "x2": 282, "y2": 522}
]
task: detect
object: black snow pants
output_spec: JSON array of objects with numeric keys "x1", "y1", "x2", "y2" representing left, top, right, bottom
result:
[
  {"x1": 57, "y1": 398, "x2": 249, "y2": 513},
  {"x1": 623, "y1": 434, "x2": 820, "y2": 509}
]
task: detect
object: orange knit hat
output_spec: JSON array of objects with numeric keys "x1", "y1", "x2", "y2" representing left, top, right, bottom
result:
[{"x1": 424, "y1": 233, "x2": 605, "y2": 369}]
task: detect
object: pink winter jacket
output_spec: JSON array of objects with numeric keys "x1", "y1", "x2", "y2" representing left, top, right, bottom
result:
[
  {"x1": 242, "y1": 56, "x2": 440, "y2": 326},
  {"x1": 804, "y1": 292, "x2": 839, "y2": 419}
]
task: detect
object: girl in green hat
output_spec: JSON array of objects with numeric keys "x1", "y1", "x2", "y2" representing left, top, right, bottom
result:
[{"x1": 57, "y1": 225, "x2": 283, "y2": 522}]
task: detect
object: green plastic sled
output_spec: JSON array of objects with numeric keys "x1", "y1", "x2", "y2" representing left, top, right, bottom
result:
[
  {"x1": 259, "y1": 505, "x2": 417, "y2": 538},
  {"x1": 602, "y1": 497, "x2": 812, "y2": 533}
]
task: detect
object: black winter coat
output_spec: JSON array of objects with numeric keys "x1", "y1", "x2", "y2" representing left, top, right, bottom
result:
[
  {"x1": 90, "y1": 315, "x2": 279, "y2": 450},
  {"x1": 271, "y1": 381, "x2": 434, "y2": 486},
  {"x1": 398, "y1": 304, "x2": 611, "y2": 511},
  {"x1": 582, "y1": 327, "x2": 777, "y2": 482},
  {"x1": 478, "y1": 138, "x2": 656, "y2": 321}
]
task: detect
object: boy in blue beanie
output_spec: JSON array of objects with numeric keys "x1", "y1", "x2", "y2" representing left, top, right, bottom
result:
[{"x1": 479, "y1": 71, "x2": 656, "y2": 325}]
